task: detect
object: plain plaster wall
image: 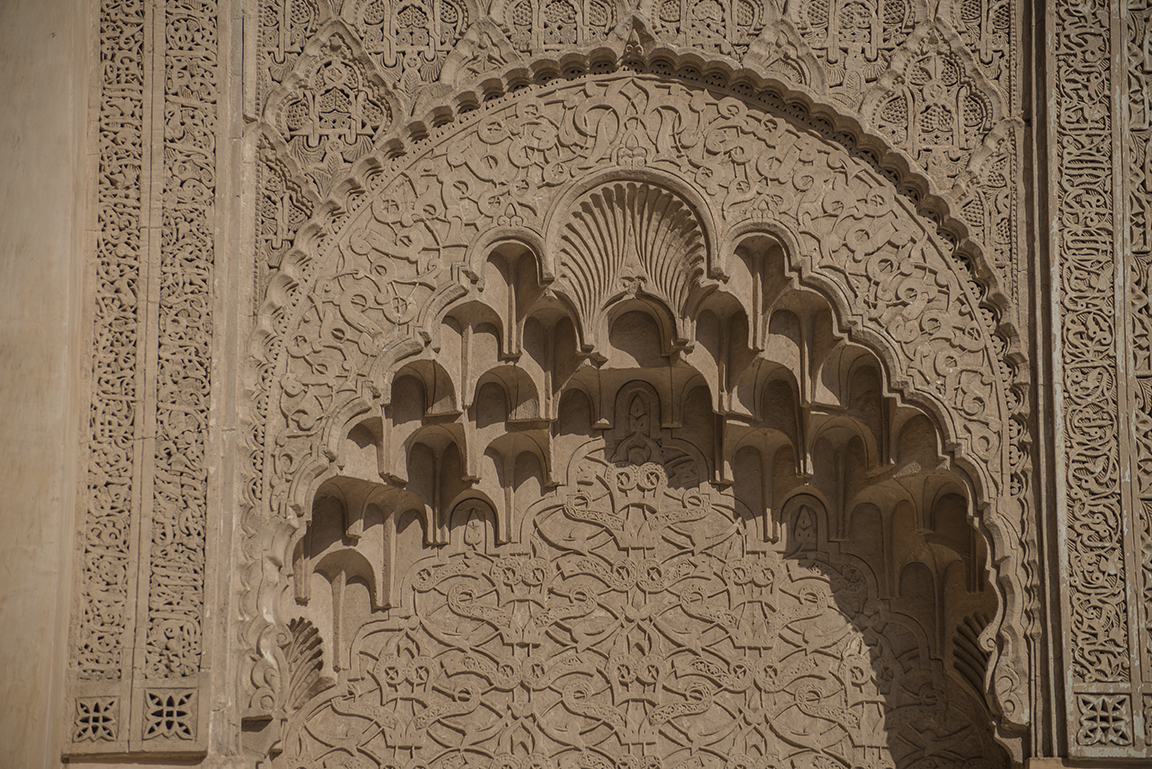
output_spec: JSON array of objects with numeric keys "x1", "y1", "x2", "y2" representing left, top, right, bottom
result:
[{"x1": 0, "y1": 0, "x2": 86, "y2": 766}]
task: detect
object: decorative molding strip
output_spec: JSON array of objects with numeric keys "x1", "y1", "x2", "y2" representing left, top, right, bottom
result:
[
  {"x1": 141, "y1": 0, "x2": 216, "y2": 686},
  {"x1": 81, "y1": 0, "x2": 146, "y2": 688},
  {"x1": 1056, "y1": 0, "x2": 1125, "y2": 686},
  {"x1": 67, "y1": 0, "x2": 149, "y2": 754},
  {"x1": 69, "y1": 0, "x2": 216, "y2": 756},
  {"x1": 1128, "y1": 0, "x2": 1152, "y2": 709},
  {"x1": 1055, "y1": 0, "x2": 1152, "y2": 756}
]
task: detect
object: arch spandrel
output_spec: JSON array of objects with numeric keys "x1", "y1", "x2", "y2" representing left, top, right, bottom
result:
[{"x1": 244, "y1": 68, "x2": 1029, "y2": 755}]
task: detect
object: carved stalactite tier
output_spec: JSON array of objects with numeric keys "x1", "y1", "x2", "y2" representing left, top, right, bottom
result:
[{"x1": 268, "y1": 245, "x2": 1010, "y2": 768}]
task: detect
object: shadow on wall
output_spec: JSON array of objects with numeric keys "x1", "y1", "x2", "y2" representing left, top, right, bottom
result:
[
  {"x1": 263, "y1": 237, "x2": 1009, "y2": 769},
  {"x1": 270, "y1": 427, "x2": 1008, "y2": 769}
]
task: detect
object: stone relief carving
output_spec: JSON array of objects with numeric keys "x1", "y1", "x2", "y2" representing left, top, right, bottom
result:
[
  {"x1": 79, "y1": 0, "x2": 146, "y2": 696},
  {"x1": 1055, "y1": 0, "x2": 1126, "y2": 699},
  {"x1": 642, "y1": 0, "x2": 768, "y2": 57},
  {"x1": 790, "y1": 0, "x2": 916, "y2": 109},
  {"x1": 1127, "y1": 2, "x2": 1152, "y2": 742},
  {"x1": 860, "y1": 23, "x2": 1002, "y2": 189},
  {"x1": 259, "y1": 130, "x2": 320, "y2": 284},
  {"x1": 247, "y1": 0, "x2": 1024, "y2": 312},
  {"x1": 266, "y1": 21, "x2": 398, "y2": 196},
  {"x1": 241, "y1": 61, "x2": 1032, "y2": 765},
  {"x1": 146, "y1": 0, "x2": 217, "y2": 690},
  {"x1": 73, "y1": 697, "x2": 120, "y2": 743},
  {"x1": 489, "y1": 0, "x2": 619, "y2": 54},
  {"x1": 65, "y1": 0, "x2": 1075, "y2": 759},
  {"x1": 1049, "y1": 0, "x2": 1152, "y2": 757},
  {"x1": 348, "y1": 0, "x2": 473, "y2": 97},
  {"x1": 68, "y1": 0, "x2": 217, "y2": 756},
  {"x1": 938, "y1": 0, "x2": 1012, "y2": 103},
  {"x1": 272, "y1": 372, "x2": 1007, "y2": 769},
  {"x1": 259, "y1": 0, "x2": 323, "y2": 103}
]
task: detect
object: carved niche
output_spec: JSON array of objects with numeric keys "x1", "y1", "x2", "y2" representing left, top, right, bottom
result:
[{"x1": 242, "y1": 68, "x2": 1030, "y2": 766}]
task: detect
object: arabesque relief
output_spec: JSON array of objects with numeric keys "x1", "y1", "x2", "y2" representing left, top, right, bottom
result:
[
  {"x1": 240, "y1": 59, "x2": 1029, "y2": 764},
  {"x1": 87, "y1": 0, "x2": 1152, "y2": 761}
]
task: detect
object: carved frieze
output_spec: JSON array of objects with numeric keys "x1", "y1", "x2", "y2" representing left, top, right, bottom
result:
[
  {"x1": 642, "y1": 0, "x2": 769, "y2": 57},
  {"x1": 348, "y1": 0, "x2": 472, "y2": 97},
  {"x1": 489, "y1": 0, "x2": 619, "y2": 54}
]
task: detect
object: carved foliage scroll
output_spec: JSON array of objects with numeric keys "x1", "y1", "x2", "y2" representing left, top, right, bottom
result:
[
  {"x1": 69, "y1": 0, "x2": 148, "y2": 753},
  {"x1": 80, "y1": 0, "x2": 146, "y2": 692},
  {"x1": 258, "y1": 133, "x2": 316, "y2": 280},
  {"x1": 863, "y1": 24, "x2": 998, "y2": 187},
  {"x1": 940, "y1": 0, "x2": 1013, "y2": 103},
  {"x1": 1058, "y1": 0, "x2": 1129, "y2": 691},
  {"x1": 144, "y1": 0, "x2": 217, "y2": 691}
]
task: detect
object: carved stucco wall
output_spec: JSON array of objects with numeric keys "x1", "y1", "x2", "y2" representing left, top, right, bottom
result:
[
  {"x1": 38, "y1": 0, "x2": 1151, "y2": 765},
  {"x1": 239, "y1": 68, "x2": 1024, "y2": 768},
  {"x1": 1049, "y1": 0, "x2": 1152, "y2": 757}
]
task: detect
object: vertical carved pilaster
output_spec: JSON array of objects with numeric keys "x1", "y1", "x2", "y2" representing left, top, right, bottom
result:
[
  {"x1": 1126, "y1": 0, "x2": 1152, "y2": 753},
  {"x1": 1055, "y1": 0, "x2": 1152, "y2": 756},
  {"x1": 67, "y1": 0, "x2": 148, "y2": 754},
  {"x1": 1055, "y1": 0, "x2": 1127, "y2": 684},
  {"x1": 69, "y1": 0, "x2": 217, "y2": 756},
  {"x1": 132, "y1": 0, "x2": 218, "y2": 752}
]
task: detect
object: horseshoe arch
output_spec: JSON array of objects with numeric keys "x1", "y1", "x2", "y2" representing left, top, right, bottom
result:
[{"x1": 241, "y1": 53, "x2": 1030, "y2": 768}]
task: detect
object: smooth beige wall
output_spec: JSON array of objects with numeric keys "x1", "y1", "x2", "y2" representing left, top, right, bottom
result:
[{"x1": 0, "y1": 0, "x2": 86, "y2": 766}]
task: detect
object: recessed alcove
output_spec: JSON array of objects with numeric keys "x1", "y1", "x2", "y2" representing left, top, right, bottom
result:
[{"x1": 278, "y1": 204, "x2": 1006, "y2": 768}]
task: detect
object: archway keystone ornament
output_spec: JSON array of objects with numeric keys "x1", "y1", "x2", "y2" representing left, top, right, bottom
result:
[{"x1": 242, "y1": 69, "x2": 1029, "y2": 765}]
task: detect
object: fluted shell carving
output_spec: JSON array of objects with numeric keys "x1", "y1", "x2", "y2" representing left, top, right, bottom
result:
[{"x1": 556, "y1": 182, "x2": 706, "y2": 335}]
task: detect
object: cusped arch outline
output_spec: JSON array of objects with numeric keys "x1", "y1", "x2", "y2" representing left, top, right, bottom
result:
[{"x1": 240, "y1": 52, "x2": 1031, "y2": 752}]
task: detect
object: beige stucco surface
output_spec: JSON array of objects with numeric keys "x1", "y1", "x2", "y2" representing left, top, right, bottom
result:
[
  {"x1": 0, "y1": 0, "x2": 1145, "y2": 763},
  {"x1": 0, "y1": 0, "x2": 85, "y2": 766}
]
